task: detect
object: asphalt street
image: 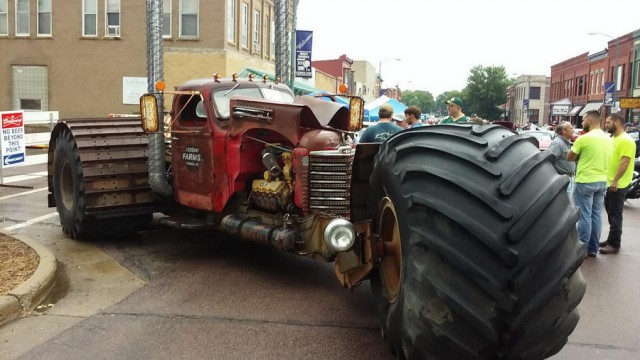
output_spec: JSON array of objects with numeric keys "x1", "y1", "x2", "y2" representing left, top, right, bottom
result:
[{"x1": 1, "y1": 155, "x2": 639, "y2": 359}]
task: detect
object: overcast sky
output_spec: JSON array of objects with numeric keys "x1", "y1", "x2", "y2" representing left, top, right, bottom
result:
[{"x1": 296, "y1": 0, "x2": 639, "y2": 97}]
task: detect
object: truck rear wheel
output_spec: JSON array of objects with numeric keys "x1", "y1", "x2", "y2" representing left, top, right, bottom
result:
[
  {"x1": 369, "y1": 124, "x2": 586, "y2": 359},
  {"x1": 53, "y1": 129, "x2": 151, "y2": 239}
]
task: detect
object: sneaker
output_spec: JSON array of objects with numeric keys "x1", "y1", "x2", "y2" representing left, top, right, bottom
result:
[
  {"x1": 599, "y1": 241, "x2": 609, "y2": 247},
  {"x1": 585, "y1": 253, "x2": 597, "y2": 259},
  {"x1": 599, "y1": 245, "x2": 620, "y2": 254}
]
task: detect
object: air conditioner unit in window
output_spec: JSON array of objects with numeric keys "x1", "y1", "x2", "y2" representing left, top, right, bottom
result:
[{"x1": 106, "y1": 25, "x2": 120, "y2": 37}]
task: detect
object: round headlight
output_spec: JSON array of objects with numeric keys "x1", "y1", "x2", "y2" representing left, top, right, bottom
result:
[{"x1": 324, "y1": 219, "x2": 355, "y2": 252}]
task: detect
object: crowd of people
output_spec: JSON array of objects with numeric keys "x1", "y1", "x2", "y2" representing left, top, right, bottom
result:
[{"x1": 358, "y1": 98, "x2": 637, "y2": 260}]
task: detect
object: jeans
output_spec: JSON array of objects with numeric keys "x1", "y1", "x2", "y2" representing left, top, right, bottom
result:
[
  {"x1": 567, "y1": 175, "x2": 575, "y2": 196},
  {"x1": 604, "y1": 185, "x2": 629, "y2": 248},
  {"x1": 573, "y1": 182, "x2": 607, "y2": 255}
]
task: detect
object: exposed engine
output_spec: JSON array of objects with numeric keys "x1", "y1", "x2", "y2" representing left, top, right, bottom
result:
[
  {"x1": 250, "y1": 147, "x2": 296, "y2": 213},
  {"x1": 249, "y1": 129, "x2": 355, "y2": 218}
]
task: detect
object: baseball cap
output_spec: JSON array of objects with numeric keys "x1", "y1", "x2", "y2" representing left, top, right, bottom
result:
[
  {"x1": 445, "y1": 97, "x2": 463, "y2": 108},
  {"x1": 392, "y1": 113, "x2": 405, "y2": 122}
]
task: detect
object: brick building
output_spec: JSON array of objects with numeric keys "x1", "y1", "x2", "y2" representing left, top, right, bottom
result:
[
  {"x1": 0, "y1": 0, "x2": 287, "y2": 117},
  {"x1": 549, "y1": 30, "x2": 639, "y2": 125}
]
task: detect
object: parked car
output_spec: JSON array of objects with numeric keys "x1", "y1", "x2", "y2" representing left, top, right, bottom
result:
[{"x1": 522, "y1": 130, "x2": 554, "y2": 151}]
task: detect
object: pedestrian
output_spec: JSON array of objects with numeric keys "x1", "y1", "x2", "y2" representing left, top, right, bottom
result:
[
  {"x1": 567, "y1": 110, "x2": 613, "y2": 258},
  {"x1": 548, "y1": 121, "x2": 576, "y2": 194},
  {"x1": 600, "y1": 114, "x2": 637, "y2": 255},
  {"x1": 404, "y1": 106, "x2": 423, "y2": 128},
  {"x1": 440, "y1": 97, "x2": 470, "y2": 124},
  {"x1": 359, "y1": 103, "x2": 403, "y2": 143},
  {"x1": 393, "y1": 113, "x2": 407, "y2": 129}
]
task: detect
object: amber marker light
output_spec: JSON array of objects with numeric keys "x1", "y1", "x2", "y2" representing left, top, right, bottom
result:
[
  {"x1": 213, "y1": 73, "x2": 221, "y2": 82},
  {"x1": 155, "y1": 81, "x2": 166, "y2": 92},
  {"x1": 339, "y1": 83, "x2": 348, "y2": 94},
  {"x1": 232, "y1": 73, "x2": 239, "y2": 81},
  {"x1": 248, "y1": 73, "x2": 255, "y2": 81},
  {"x1": 263, "y1": 75, "x2": 269, "y2": 82}
]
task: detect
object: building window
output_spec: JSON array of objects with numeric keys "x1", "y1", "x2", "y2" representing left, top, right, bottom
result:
[
  {"x1": 226, "y1": 0, "x2": 234, "y2": 42},
  {"x1": 105, "y1": 0, "x2": 120, "y2": 37},
  {"x1": 240, "y1": 2, "x2": 248, "y2": 48},
  {"x1": 163, "y1": 0, "x2": 171, "y2": 38},
  {"x1": 37, "y1": 0, "x2": 52, "y2": 36},
  {"x1": 252, "y1": 9, "x2": 260, "y2": 53},
  {"x1": 529, "y1": 86, "x2": 541, "y2": 100},
  {"x1": 616, "y1": 64, "x2": 623, "y2": 91},
  {"x1": 83, "y1": 0, "x2": 97, "y2": 36},
  {"x1": 12, "y1": 65, "x2": 48, "y2": 111},
  {"x1": 179, "y1": 0, "x2": 198, "y2": 38},
  {"x1": 263, "y1": 15, "x2": 268, "y2": 55},
  {"x1": 600, "y1": 70, "x2": 604, "y2": 93},
  {"x1": 590, "y1": 72, "x2": 594, "y2": 94},
  {"x1": 636, "y1": 60, "x2": 640, "y2": 88},
  {"x1": 270, "y1": 19, "x2": 274, "y2": 58},
  {"x1": 0, "y1": 0, "x2": 8, "y2": 36},
  {"x1": 16, "y1": 0, "x2": 29, "y2": 36}
]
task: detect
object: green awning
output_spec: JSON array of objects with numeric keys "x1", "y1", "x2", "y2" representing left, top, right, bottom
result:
[{"x1": 238, "y1": 67, "x2": 319, "y2": 95}]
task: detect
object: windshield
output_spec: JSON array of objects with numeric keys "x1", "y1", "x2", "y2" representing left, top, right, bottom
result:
[{"x1": 212, "y1": 87, "x2": 294, "y2": 118}]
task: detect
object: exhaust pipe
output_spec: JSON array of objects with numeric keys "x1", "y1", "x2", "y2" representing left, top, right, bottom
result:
[{"x1": 220, "y1": 215, "x2": 304, "y2": 252}]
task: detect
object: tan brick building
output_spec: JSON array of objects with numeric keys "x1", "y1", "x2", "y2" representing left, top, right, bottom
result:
[{"x1": 0, "y1": 0, "x2": 283, "y2": 117}]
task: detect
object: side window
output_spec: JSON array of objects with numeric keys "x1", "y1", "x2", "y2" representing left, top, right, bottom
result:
[
  {"x1": 176, "y1": 95, "x2": 207, "y2": 127},
  {"x1": 83, "y1": 0, "x2": 97, "y2": 36},
  {"x1": 0, "y1": 0, "x2": 8, "y2": 36},
  {"x1": 105, "y1": 0, "x2": 120, "y2": 37}
]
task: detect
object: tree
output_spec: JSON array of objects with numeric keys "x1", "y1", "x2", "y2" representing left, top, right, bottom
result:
[
  {"x1": 463, "y1": 65, "x2": 510, "y2": 120},
  {"x1": 401, "y1": 90, "x2": 435, "y2": 114}
]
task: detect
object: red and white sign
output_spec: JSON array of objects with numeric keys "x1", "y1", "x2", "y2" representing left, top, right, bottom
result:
[{"x1": 1, "y1": 111, "x2": 26, "y2": 168}]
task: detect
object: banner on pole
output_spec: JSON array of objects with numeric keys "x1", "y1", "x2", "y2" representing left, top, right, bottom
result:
[
  {"x1": 604, "y1": 82, "x2": 615, "y2": 106},
  {"x1": 1, "y1": 111, "x2": 26, "y2": 168},
  {"x1": 295, "y1": 30, "x2": 313, "y2": 78}
]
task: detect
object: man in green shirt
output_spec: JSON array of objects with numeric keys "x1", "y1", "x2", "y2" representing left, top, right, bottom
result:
[
  {"x1": 440, "y1": 97, "x2": 470, "y2": 124},
  {"x1": 600, "y1": 113, "x2": 637, "y2": 254},
  {"x1": 567, "y1": 110, "x2": 613, "y2": 258}
]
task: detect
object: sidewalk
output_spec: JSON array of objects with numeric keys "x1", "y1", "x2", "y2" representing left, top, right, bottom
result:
[{"x1": 0, "y1": 228, "x2": 57, "y2": 326}]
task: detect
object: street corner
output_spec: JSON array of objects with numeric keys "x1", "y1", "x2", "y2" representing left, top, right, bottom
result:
[{"x1": 0, "y1": 228, "x2": 57, "y2": 327}]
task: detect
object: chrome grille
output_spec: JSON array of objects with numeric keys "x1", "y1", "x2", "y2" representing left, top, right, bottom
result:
[{"x1": 308, "y1": 148, "x2": 353, "y2": 218}]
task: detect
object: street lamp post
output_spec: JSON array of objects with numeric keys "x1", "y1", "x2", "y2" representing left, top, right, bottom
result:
[
  {"x1": 588, "y1": 32, "x2": 620, "y2": 113},
  {"x1": 378, "y1": 58, "x2": 401, "y2": 93}
]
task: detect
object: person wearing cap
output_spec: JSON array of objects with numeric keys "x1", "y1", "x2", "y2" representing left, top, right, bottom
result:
[
  {"x1": 404, "y1": 106, "x2": 423, "y2": 128},
  {"x1": 393, "y1": 113, "x2": 407, "y2": 129},
  {"x1": 440, "y1": 97, "x2": 470, "y2": 124},
  {"x1": 359, "y1": 103, "x2": 403, "y2": 143}
]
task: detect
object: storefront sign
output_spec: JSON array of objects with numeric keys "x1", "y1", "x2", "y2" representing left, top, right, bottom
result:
[
  {"x1": 552, "y1": 105, "x2": 570, "y2": 115},
  {"x1": 1, "y1": 111, "x2": 26, "y2": 168},
  {"x1": 620, "y1": 97, "x2": 640, "y2": 109}
]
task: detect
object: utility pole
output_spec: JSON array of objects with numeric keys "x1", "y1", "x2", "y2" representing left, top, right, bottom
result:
[{"x1": 274, "y1": 0, "x2": 289, "y2": 86}]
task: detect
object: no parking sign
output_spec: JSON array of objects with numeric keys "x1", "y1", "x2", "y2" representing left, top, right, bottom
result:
[{"x1": 1, "y1": 111, "x2": 26, "y2": 168}]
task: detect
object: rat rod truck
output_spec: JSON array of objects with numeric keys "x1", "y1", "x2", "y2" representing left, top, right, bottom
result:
[{"x1": 47, "y1": 75, "x2": 585, "y2": 359}]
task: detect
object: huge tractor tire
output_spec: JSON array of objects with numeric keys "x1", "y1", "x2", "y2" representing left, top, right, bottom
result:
[
  {"x1": 369, "y1": 124, "x2": 586, "y2": 360},
  {"x1": 52, "y1": 129, "x2": 152, "y2": 239}
]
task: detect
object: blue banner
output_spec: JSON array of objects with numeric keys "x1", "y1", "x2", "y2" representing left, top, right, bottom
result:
[
  {"x1": 295, "y1": 30, "x2": 313, "y2": 78},
  {"x1": 604, "y1": 82, "x2": 615, "y2": 106}
]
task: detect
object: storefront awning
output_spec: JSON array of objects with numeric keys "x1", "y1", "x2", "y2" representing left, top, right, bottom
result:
[
  {"x1": 566, "y1": 105, "x2": 583, "y2": 117},
  {"x1": 579, "y1": 102, "x2": 603, "y2": 116}
]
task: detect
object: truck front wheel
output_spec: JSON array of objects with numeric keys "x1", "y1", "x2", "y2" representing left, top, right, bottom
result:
[{"x1": 370, "y1": 124, "x2": 586, "y2": 359}]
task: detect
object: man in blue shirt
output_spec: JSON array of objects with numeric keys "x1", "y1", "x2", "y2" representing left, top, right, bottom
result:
[
  {"x1": 359, "y1": 103, "x2": 403, "y2": 143},
  {"x1": 404, "y1": 106, "x2": 423, "y2": 128}
]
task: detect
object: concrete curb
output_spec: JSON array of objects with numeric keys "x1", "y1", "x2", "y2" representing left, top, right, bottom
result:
[{"x1": 0, "y1": 228, "x2": 57, "y2": 327}]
